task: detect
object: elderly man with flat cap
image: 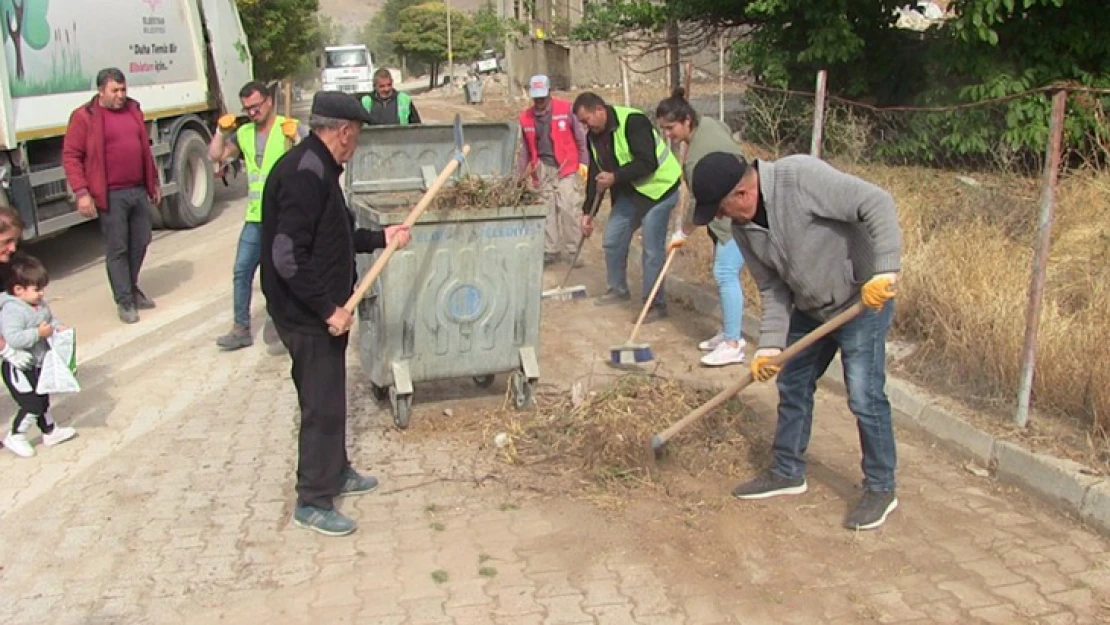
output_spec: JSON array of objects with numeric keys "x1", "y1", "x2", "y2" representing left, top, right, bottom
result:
[
  {"x1": 260, "y1": 91, "x2": 412, "y2": 536},
  {"x1": 689, "y1": 151, "x2": 902, "y2": 531}
]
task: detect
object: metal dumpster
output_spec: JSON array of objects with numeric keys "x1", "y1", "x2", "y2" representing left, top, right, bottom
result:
[{"x1": 345, "y1": 122, "x2": 545, "y2": 428}]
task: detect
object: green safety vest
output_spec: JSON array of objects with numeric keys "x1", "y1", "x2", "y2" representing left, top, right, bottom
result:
[
  {"x1": 237, "y1": 115, "x2": 293, "y2": 223},
  {"x1": 361, "y1": 92, "x2": 412, "y2": 125},
  {"x1": 590, "y1": 105, "x2": 681, "y2": 200}
]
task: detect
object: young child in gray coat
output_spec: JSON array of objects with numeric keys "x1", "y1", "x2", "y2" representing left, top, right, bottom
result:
[{"x1": 0, "y1": 252, "x2": 77, "y2": 458}]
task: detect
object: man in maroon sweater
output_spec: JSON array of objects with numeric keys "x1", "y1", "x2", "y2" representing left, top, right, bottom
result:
[{"x1": 63, "y1": 67, "x2": 162, "y2": 324}]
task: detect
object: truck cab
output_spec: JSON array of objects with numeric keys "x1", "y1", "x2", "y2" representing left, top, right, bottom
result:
[{"x1": 320, "y1": 45, "x2": 374, "y2": 96}]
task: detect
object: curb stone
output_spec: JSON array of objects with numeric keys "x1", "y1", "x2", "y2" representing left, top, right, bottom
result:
[{"x1": 642, "y1": 245, "x2": 1110, "y2": 536}]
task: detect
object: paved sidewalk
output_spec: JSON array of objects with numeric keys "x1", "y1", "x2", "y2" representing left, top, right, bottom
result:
[{"x1": 0, "y1": 251, "x2": 1108, "y2": 625}]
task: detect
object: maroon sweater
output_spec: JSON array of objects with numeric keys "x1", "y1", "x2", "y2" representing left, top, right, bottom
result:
[{"x1": 62, "y1": 97, "x2": 159, "y2": 211}]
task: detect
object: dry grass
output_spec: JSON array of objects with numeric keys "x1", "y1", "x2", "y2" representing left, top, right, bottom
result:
[
  {"x1": 433, "y1": 174, "x2": 540, "y2": 210},
  {"x1": 854, "y1": 165, "x2": 1110, "y2": 436},
  {"x1": 482, "y1": 375, "x2": 759, "y2": 494}
]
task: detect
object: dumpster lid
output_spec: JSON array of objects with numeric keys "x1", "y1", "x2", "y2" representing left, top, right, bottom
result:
[{"x1": 345, "y1": 122, "x2": 519, "y2": 195}]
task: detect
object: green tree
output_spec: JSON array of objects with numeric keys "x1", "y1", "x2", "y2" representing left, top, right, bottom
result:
[
  {"x1": 238, "y1": 0, "x2": 321, "y2": 81},
  {"x1": 391, "y1": 2, "x2": 483, "y2": 88},
  {"x1": 1, "y1": 0, "x2": 50, "y2": 79},
  {"x1": 363, "y1": 0, "x2": 424, "y2": 68}
]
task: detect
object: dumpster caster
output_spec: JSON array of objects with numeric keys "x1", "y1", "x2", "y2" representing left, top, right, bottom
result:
[
  {"x1": 509, "y1": 370, "x2": 535, "y2": 410},
  {"x1": 370, "y1": 382, "x2": 389, "y2": 402},
  {"x1": 473, "y1": 374, "x2": 495, "y2": 388},
  {"x1": 388, "y1": 386, "x2": 412, "y2": 429}
]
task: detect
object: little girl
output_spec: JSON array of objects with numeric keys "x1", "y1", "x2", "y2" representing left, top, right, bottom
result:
[{"x1": 0, "y1": 252, "x2": 76, "y2": 457}]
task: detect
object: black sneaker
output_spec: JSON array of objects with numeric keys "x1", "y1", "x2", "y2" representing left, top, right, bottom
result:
[
  {"x1": 732, "y1": 471, "x2": 808, "y2": 500},
  {"x1": 844, "y1": 490, "x2": 898, "y2": 531},
  {"x1": 595, "y1": 289, "x2": 631, "y2": 306},
  {"x1": 641, "y1": 306, "x2": 668, "y2": 324}
]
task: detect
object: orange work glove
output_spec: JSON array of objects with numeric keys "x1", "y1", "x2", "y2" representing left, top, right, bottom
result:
[
  {"x1": 750, "y1": 348, "x2": 783, "y2": 383},
  {"x1": 218, "y1": 114, "x2": 237, "y2": 132},
  {"x1": 861, "y1": 273, "x2": 898, "y2": 311},
  {"x1": 281, "y1": 118, "x2": 299, "y2": 140}
]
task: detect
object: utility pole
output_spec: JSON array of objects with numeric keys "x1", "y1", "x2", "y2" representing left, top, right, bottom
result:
[{"x1": 446, "y1": 0, "x2": 454, "y2": 87}]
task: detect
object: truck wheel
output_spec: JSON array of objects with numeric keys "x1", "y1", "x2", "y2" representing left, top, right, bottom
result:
[{"x1": 163, "y1": 129, "x2": 215, "y2": 229}]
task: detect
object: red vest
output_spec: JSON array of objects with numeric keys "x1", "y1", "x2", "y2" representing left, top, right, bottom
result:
[{"x1": 520, "y1": 98, "x2": 579, "y2": 179}]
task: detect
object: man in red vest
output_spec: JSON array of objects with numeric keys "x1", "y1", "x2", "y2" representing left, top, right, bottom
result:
[{"x1": 514, "y1": 74, "x2": 589, "y2": 265}]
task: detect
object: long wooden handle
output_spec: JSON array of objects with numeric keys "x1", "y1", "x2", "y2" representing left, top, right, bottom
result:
[
  {"x1": 626, "y1": 159, "x2": 689, "y2": 344},
  {"x1": 628, "y1": 247, "x2": 677, "y2": 344},
  {"x1": 342, "y1": 144, "x2": 471, "y2": 314},
  {"x1": 654, "y1": 301, "x2": 866, "y2": 446}
]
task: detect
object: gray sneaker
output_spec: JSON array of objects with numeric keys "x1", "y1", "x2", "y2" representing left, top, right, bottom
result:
[
  {"x1": 216, "y1": 324, "x2": 253, "y2": 351},
  {"x1": 293, "y1": 505, "x2": 357, "y2": 536},
  {"x1": 133, "y1": 289, "x2": 156, "y2": 310},
  {"x1": 640, "y1": 306, "x2": 668, "y2": 324},
  {"x1": 339, "y1": 467, "x2": 379, "y2": 496},
  {"x1": 732, "y1": 471, "x2": 808, "y2": 500},
  {"x1": 844, "y1": 490, "x2": 898, "y2": 531},
  {"x1": 595, "y1": 289, "x2": 631, "y2": 306},
  {"x1": 117, "y1": 303, "x2": 139, "y2": 324}
]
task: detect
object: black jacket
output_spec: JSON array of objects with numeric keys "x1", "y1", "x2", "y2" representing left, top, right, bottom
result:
[
  {"x1": 260, "y1": 132, "x2": 386, "y2": 335},
  {"x1": 581, "y1": 105, "x2": 679, "y2": 214}
]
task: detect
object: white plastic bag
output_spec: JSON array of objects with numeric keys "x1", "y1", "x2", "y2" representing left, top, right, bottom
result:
[{"x1": 37, "y1": 329, "x2": 80, "y2": 395}]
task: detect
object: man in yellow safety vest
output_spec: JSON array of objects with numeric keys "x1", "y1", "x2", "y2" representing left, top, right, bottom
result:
[
  {"x1": 208, "y1": 81, "x2": 306, "y2": 350},
  {"x1": 574, "y1": 92, "x2": 681, "y2": 323}
]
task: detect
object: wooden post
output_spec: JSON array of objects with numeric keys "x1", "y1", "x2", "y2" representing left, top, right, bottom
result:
[
  {"x1": 283, "y1": 77, "x2": 293, "y2": 118},
  {"x1": 1014, "y1": 89, "x2": 1068, "y2": 428},
  {"x1": 621, "y1": 58, "x2": 631, "y2": 107},
  {"x1": 810, "y1": 69, "x2": 827, "y2": 157},
  {"x1": 718, "y1": 34, "x2": 725, "y2": 123}
]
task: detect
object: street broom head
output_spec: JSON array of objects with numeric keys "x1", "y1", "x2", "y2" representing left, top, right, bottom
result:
[
  {"x1": 542, "y1": 285, "x2": 588, "y2": 301},
  {"x1": 609, "y1": 342, "x2": 653, "y2": 366}
]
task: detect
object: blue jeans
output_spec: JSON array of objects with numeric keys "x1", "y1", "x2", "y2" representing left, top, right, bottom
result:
[
  {"x1": 232, "y1": 222, "x2": 262, "y2": 328},
  {"x1": 602, "y1": 191, "x2": 678, "y2": 308},
  {"x1": 771, "y1": 301, "x2": 896, "y2": 492},
  {"x1": 712, "y1": 238, "x2": 745, "y2": 342}
]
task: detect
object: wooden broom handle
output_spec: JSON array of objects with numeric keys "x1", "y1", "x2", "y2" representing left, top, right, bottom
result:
[
  {"x1": 627, "y1": 141, "x2": 691, "y2": 344},
  {"x1": 654, "y1": 302, "x2": 866, "y2": 446},
  {"x1": 329, "y1": 144, "x2": 471, "y2": 335}
]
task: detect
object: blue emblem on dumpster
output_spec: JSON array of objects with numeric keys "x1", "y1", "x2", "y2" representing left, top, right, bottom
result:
[{"x1": 446, "y1": 284, "x2": 483, "y2": 322}]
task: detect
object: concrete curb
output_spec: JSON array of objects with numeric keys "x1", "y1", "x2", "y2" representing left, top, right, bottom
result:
[{"x1": 643, "y1": 248, "x2": 1110, "y2": 535}]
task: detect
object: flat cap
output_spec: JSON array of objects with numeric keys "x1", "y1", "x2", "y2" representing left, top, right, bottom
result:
[{"x1": 310, "y1": 90, "x2": 373, "y2": 124}]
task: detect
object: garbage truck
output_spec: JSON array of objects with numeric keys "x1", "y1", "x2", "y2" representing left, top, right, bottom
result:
[{"x1": 0, "y1": 0, "x2": 253, "y2": 241}]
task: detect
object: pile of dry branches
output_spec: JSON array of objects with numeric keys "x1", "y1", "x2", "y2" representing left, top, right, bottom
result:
[
  {"x1": 487, "y1": 375, "x2": 759, "y2": 492},
  {"x1": 433, "y1": 175, "x2": 540, "y2": 211}
]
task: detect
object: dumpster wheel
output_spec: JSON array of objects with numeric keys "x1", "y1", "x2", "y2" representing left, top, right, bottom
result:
[
  {"x1": 473, "y1": 375, "x2": 495, "y2": 388},
  {"x1": 509, "y1": 370, "x2": 536, "y2": 410},
  {"x1": 388, "y1": 386, "x2": 413, "y2": 429}
]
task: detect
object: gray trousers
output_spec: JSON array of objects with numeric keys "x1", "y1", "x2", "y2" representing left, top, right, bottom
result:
[{"x1": 99, "y1": 187, "x2": 153, "y2": 306}]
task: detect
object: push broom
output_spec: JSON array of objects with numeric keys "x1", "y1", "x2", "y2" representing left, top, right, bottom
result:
[
  {"x1": 541, "y1": 190, "x2": 603, "y2": 301},
  {"x1": 607, "y1": 180, "x2": 690, "y2": 367}
]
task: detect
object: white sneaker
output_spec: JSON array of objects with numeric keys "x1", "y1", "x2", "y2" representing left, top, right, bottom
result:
[
  {"x1": 42, "y1": 427, "x2": 77, "y2": 446},
  {"x1": 698, "y1": 331, "x2": 726, "y2": 352},
  {"x1": 3, "y1": 432, "x2": 34, "y2": 457},
  {"x1": 701, "y1": 340, "x2": 747, "y2": 367}
]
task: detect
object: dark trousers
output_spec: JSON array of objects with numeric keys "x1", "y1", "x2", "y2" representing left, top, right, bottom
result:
[
  {"x1": 100, "y1": 187, "x2": 153, "y2": 306},
  {"x1": 1, "y1": 363, "x2": 53, "y2": 434},
  {"x1": 277, "y1": 325, "x2": 350, "y2": 510}
]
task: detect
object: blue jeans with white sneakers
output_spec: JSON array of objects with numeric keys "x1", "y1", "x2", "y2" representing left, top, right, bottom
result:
[{"x1": 713, "y1": 238, "x2": 745, "y2": 343}]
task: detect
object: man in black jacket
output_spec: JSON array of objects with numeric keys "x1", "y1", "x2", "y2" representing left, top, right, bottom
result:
[
  {"x1": 260, "y1": 91, "x2": 411, "y2": 537},
  {"x1": 575, "y1": 92, "x2": 682, "y2": 322}
]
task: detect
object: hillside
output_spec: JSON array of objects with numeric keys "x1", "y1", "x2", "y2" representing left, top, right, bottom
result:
[{"x1": 318, "y1": 0, "x2": 488, "y2": 34}]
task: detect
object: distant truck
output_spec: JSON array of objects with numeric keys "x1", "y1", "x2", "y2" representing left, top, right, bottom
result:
[
  {"x1": 319, "y1": 44, "x2": 374, "y2": 96},
  {"x1": 0, "y1": 0, "x2": 254, "y2": 241}
]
